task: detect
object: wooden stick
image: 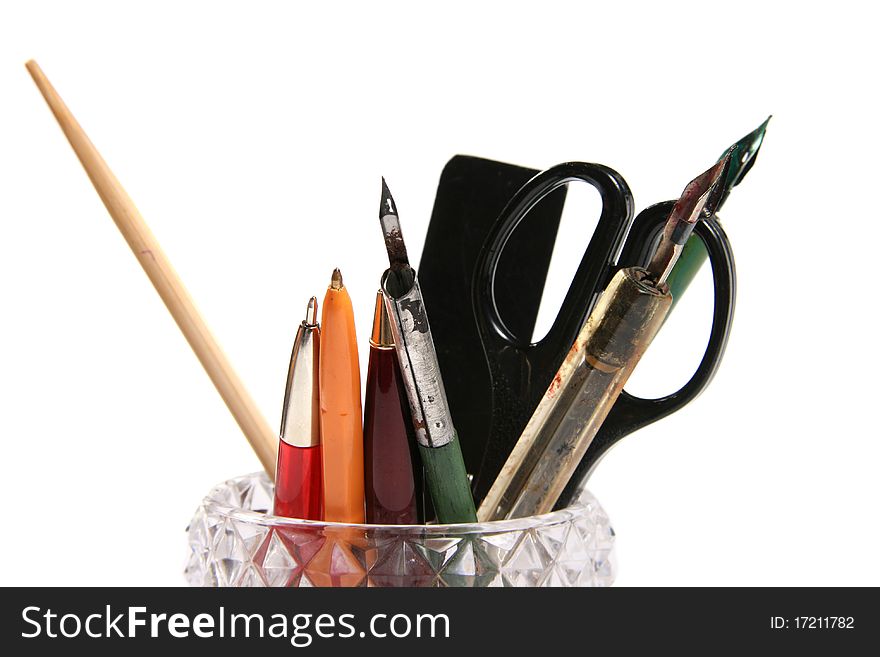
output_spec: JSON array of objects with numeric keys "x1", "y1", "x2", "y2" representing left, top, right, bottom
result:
[{"x1": 26, "y1": 60, "x2": 278, "y2": 478}]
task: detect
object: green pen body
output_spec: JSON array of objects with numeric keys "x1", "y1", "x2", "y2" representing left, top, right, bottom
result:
[
  {"x1": 418, "y1": 434, "x2": 477, "y2": 524},
  {"x1": 665, "y1": 235, "x2": 708, "y2": 309}
]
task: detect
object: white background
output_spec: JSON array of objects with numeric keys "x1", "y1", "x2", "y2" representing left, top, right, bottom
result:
[{"x1": 1, "y1": 1, "x2": 878, "y2": 586}]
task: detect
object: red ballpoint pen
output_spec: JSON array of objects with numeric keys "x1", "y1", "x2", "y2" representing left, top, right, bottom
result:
[{"x1": 273, "y1": 297, "x2": 323, "y2": 520}]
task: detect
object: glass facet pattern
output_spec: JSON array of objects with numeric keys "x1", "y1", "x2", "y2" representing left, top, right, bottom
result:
[{"x1": 185, "y1": 472, "x2": 615, "y2": 587}]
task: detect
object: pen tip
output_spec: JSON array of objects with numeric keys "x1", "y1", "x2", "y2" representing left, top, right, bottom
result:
[
  {"x1": 714, "y1": 116, "x2": 772, "y2": 210},
  {"x1": 330, "y1": 268, "x2": 343, "y2": 290},
  {"x1": 379, "y1": 177, "x2": 410, "y2": 270},
  {"x1": 305, "y1": 296, "x2": 318, "y2": 325},
  {"x1": 646, "y1": 154, "x2": 731, "y2": 283},
  {"x1": 380, "y1": 176, "x2": 397, "y2": 218},
  {"x1": 668, "y1": 151, "x2": 731, "y2": 233}
]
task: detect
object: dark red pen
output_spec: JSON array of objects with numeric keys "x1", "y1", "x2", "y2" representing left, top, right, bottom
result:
[
  {"x1": 273, "y1": 297, "x2": 323, "y2": 520},
  {"x1": 364, "y1": 291, "x2": 423, "y2": 524}
]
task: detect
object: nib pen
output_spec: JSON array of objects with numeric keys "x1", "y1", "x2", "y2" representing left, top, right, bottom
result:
[{"x1": 378, "y1": 178, "x2": 477, "y2": 524}]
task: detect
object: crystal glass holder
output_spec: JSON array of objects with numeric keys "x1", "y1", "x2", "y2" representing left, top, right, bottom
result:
[{"x1": 185, "y1": 472, "x2": 616, "y2": 587}]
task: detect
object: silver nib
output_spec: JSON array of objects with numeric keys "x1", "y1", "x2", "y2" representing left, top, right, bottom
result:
[
  {"x1": 378, "y1": 177, "x2": 415, "y2": 297},
  {"x1": 380, "y1": 177, "x2": 409, "y2": 270}
]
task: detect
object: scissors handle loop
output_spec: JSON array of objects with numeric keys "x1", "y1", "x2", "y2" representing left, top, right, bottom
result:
[{"x1": 472, "y1": 162, "x2": 633, "y2": 352}]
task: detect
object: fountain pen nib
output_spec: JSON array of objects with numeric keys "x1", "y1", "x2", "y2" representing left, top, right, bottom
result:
[
  {"x1": 674, "y1": 151, "x2": 732, "y2": 229},
  {"x1": 377, "y1": 177, "x2": 416, "y2": 298},
  {"x1": 646, "y1": 152, "x2": 731, "y2": 284},
  {"x1": 709, "y1": 115, "x2": 771, "y2": 214},
  {"x1": 698, "y1": 149, "x2": 735, "y2": 220},
  {"x1": 379, "y1": 177, "x2": 409, "y2": 270},
  {"x1": 725, "y1": 115, "x2": 771, "y2": 190},
  {"x1": 381, "y1": 177, "x2": 397, "y2": 217}
]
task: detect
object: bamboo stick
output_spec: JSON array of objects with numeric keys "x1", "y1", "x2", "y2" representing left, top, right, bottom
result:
[{"x1": 26, "y1": 60, "x2": 277, "y2": 478}]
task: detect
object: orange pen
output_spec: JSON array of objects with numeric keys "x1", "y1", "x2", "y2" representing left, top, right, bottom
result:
[{"x1": 319, "y1": 268, "x2": 365, "y2": 522}]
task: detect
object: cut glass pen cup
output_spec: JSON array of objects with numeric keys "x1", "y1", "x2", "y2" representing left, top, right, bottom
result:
[{"x1": 185, "y1": 472, "x2": 616, "y2": 587}]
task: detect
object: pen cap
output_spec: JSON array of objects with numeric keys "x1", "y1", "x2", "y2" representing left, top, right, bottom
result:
[{"x1": 279, "y1": 299, "x2": 321, "y2": 448}]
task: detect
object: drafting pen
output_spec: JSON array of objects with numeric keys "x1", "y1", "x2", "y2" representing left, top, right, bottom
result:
[
  {"x1": 665, "y1": 117, "x2": 770, "y2": 307},
  {"x1": 319, "y1": 268, "x2": 366, "y2": 523},
  {"x1": 274, "y1": 298, "x2": 323, "y2": 520},
  {"x1": 479, "y1": 153, "x2": 732, "y2": 521},
  {"x1": 378, "y1": 179, "x2": 477, "y2": 524},
  {"x1": 364, "y1": 291, "x2": 423, "y2": 524}
]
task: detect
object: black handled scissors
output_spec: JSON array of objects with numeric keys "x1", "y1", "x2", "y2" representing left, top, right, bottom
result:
[{"x1": 469, "y1": 162, "x2": 736, "y2": 507}]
